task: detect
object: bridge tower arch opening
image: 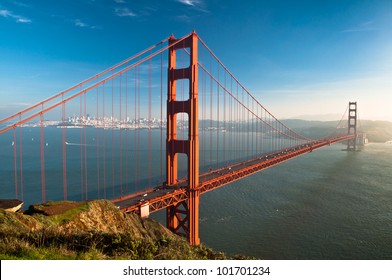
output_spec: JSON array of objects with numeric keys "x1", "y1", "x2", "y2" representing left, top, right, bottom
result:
[
  {"x1": 347, "y1": 102, "x2": 357, "y2": 151},
  {"x1": 166, "y1": 32, "x2": 200, "y2": 245}
]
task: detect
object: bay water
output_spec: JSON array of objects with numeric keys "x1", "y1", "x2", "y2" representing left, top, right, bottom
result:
[{"x1": 1, "y1": 127, "x2": 391, "y2": 259}]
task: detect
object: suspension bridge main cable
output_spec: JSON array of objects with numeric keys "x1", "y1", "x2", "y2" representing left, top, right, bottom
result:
[
  {"x1": 182, "y1": 45, "x2": 311, "y2": 143},
  {"x1": 197, "y1": 62, "x2": 307, "y2": 142},
  {"x1": 320, "y1": 104, "x2": 349, "y2": 140},
  {"x1": 0, "y1": 33, "x2": 193, "y2": 135},
  {"x1": 196, "y1": 35, "x2": 314, "y2": 143},
  {"x1": 0, "y1": 37, "x2": 171, "y2": 127}
]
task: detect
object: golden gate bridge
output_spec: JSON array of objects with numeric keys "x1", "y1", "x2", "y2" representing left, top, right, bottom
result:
[{"x1": 0, "y1": 31, "x2": 360, "y2": 245}]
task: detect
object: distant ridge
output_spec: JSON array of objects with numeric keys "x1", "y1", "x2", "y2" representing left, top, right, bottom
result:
[
  {"x1": 287, "y1": 114, "x2": 342, "y2": 121},
  {"x1": 281, "y1": 119, "x2": 392, "y2": 143}
]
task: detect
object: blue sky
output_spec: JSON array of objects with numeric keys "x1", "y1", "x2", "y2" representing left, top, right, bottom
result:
[{"x1": 1, "y1": 0, "x2": 391, "y2": 121}]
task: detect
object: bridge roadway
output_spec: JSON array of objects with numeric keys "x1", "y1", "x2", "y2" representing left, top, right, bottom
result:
[{"x1": 113, "y1": 135, "x2": 353, "y2": 215}]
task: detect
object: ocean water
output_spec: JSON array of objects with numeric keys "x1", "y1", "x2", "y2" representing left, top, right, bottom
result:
[
  {"x1": 196, "y1": 143, "x2": 392, "y2": 259},
  {"x1": 1, "y1": 127, "x2": 391, "y2": 259}
]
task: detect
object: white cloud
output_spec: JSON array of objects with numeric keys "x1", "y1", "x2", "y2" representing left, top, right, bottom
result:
[
  {"x1": 177, "y1": 0, "x2": 200, "y2": 6},
  {"x1": 0, "y1": 10, "x2": 12, "y2": 17},
  {"x1": 16, "y1": 17, "x2": 31, "y2": 23},
  {"x1": 74, "y1": 19, "x2": 87, "y2": 27},
  {"x1": 73, "y1": 19, "x2": 97, "y2": 29},
  {"x1": 175, "y1": 0, "x2": 209, "y2": 13},
  {"x1": 114, "y1": 0, "x2": 126, "y2": 3},
  {"x1": 0, "y1": 8, "x2": 31, "y2": 23},
  {"x1": 115, "y1": 7, "x2": 136, "y2": 17}
]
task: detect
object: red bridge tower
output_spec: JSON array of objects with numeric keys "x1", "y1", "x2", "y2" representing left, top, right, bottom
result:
[
  {"x1": 347, "y1": 102, "x2": 357, "y2": 151},
  {"x1": 166, "y1": 32, "x2": 200, "y2": 245}
]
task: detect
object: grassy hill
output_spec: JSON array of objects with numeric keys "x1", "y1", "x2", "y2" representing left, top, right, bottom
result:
[{"x1": 0, "y1": 200, "x2": 244, "y2": 260}]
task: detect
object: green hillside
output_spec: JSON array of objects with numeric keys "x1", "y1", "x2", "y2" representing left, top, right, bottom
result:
[{"x1": 0, "y1": 200, "x2": 246, "y2": 260}]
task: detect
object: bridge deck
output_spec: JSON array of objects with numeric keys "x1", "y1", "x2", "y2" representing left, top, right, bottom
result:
[{"x1": 114, "y1": 135, "x2": 353, "y2": 215}]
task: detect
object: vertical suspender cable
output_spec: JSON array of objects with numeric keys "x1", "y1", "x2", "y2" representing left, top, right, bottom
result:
[
  {"x1": 103, "y1": 82, "x2": 107, "y2": 198},
  {"x1": 202, "y1": 50, "x2": 206, "y2": 170},
  {"x1": 111, "y1": 74, "x2": 115, "y2": 198},
  {"x1": 126, "y1": 70, "x2": 129, "y2": 194},
  {"x1": 254, "y1": 100, "x2": 257, "y2": 156},
  {"x1": 230, "y1": 78, "x2": 233, "y2": 163},
  {"x1": 241, "y1": 88, "x2": 244, "y2": 159},
  {"x1": 209, "y1": 55, "x2": 213, "y2": 168},
  {"x1": 13, "y1": 128, "x2": 18, "y2": 199},
  {"x1": 119, "y1": 74, "x2": 123, "y2": 197},
  {"x1": 80, "y1": 92, "x2": 84, "y2": 200},
  {"x1": 134, "y1": 66, "x2": 138, "y2": 190},
  {"x1": 84, "y1": 92, "x2": 88, "y2": 199},
  {"x1": 148, "y1": 56, "x2": 152, "y2": 187},
  {"x1": 40, "y1": 110, "x2": 46, "y2": 203},
  {"x1": 216, "y1": 65, "x2": 219, "y2": 169},
  {"x1": 160, "y1": 50, "x2": 163, "y2": 182},
  {"x1": 265, "y1": 110, "x2": 267, "y2": 154},
  {"x1": 223, "y1": 70, "x2": 226, "y2": 164},
  {"x1": 247, "y1": 92, "x2": 250, "y2": 159},
  {"x1": 19, "y1": 114, "x2": 24, "y2": 201},
  {"x1": 62, "y1": 96, "x2": 67, "y2": 200},
  {"x1": 96, "y1": 87, "x2": 100, "y2": 199},
  {"x1": 236, "y1": 82, "x2": 239, "y2": 161},
  {"x1": 137, "y1": 65, "x2": 141, "y2": 190}
]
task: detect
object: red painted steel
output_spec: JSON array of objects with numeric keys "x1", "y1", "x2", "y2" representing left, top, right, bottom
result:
[
  {"x1": 119, "y1": 135, "x2": 354, "y2": 216},
  {"x1": 347, "y1": 102, "x2": 357, "y2": 151},
  {"x1": 166, "y1": 32, "x2": 200, "y2": 245}
]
